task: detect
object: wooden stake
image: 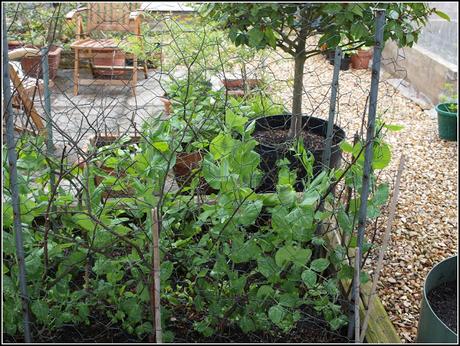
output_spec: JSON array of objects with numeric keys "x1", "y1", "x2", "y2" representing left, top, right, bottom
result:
[
  {"x1": 359, "y1": 155, "x2": 405, "y2": 342},
  {"x1": 151, "y1": 208, "x2": 163, "y2": 343}
]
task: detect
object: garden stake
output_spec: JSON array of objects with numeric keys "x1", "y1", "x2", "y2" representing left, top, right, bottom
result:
[
  {"x1": 313, "y1": 46, "x2": 342, "y2": 259},
  {"x1": 349, "y1": 9, "x2": 386, "y2": 342},
  {"x1": 360, "y1": 155, "x2": 405, "y2": 342},
  {"x1": 2, "y1": 12, "x2": 32, "y2": 343},
  {"x1": 151, "y1": 208, "x2": 163, "y2": 343},
  {"x1": 322, "y1": 47, "x2": 341, "y2": 168}
]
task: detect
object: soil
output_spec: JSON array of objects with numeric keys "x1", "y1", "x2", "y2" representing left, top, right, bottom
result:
[
  {"x1": 169, "y1": 306, "x2": 349, "y2": 343},
  {"x1": 4, "y1": 307, "x2": 349, "y2": 343},
  {"x1": 253, "y1": 128, "x2": 326, "y2": 151},
  {"x1": 427, "y1": 281, "x2": 457, "y2": 333}
]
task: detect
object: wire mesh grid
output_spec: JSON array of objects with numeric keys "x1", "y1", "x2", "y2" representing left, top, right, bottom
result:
[{"x1": 2, "y1": 2, "x2": 428, "y2": 343}]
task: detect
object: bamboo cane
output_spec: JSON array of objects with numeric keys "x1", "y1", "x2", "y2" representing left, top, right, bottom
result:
[
  {"x1": 359, "y1": 155, "x2": 405, "y2": 342},
  {"x1": 151, "y1": 208, "x2": 163, "y2": 343}
]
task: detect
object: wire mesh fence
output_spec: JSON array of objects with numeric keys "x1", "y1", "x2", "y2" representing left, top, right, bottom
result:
[{"x1": 2, "y1": 2, "x2": 435, "y2": 343}]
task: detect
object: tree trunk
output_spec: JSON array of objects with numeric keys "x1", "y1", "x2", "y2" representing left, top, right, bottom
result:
[{"x1": 288, "y1": 54, "x2": 306, "y2": 138}]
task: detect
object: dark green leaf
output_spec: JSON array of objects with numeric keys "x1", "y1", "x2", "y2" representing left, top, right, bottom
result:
[{"x1": 310, "y1": 258, "x2": 330, "y2": 272}]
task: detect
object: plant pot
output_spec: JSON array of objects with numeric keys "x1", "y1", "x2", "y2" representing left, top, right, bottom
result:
[
  {"x1": 416, "y1": 255, "x2": 457, "y2": 343},
  {"x1": 327, "y1": 52, "x2": 351, "y2": 71},
  {"x1": 8, "y1": 40, "x2": 23, "y2": 51},
  {"x1": 159, "y1": 97, "x2": 172, "y2": 116},
  {"x1": 20, "y1": 45, "x2": 63, "y2": 80},
  {"x1": 252, "y1": 114, "x2": 346, "y2": 192},
  {"x1": 89, "y1": 135, "x2": 140, "y2": 198},
  {"x1": 435, "y1": 103, "x2": 457, "y2": 141},
  {"x1": 222, "y1": 78, "x2": 261, "y2": 90},
  {"x1": 173, "y1": 150, "x2": 215, "y2": 194},
  {"x1": 350, "y1": 49, "x2": 373, "y2": 69},
  {"x1": 93, "y1": 52, "x2": 126, "y2": 76}
]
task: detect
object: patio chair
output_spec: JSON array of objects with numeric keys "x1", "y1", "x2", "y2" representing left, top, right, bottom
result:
[
  {"x1": 66, "y1": 3, "x2": 149, "y2": 96},
  {"x1": 6, "y1": 47, "x2": 46, "y2": 135}
]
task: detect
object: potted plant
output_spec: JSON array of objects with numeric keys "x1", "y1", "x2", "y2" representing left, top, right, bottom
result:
[
  {"x1": 202, "y1": 3, "x2": 439, "y2": 191},
  {"x1": 350, "y1": 47, "x2": 373, "y2": 70},
  {"x1": 7, "y1": 4, "x2": 66, "y2": 80},
  {"x1": 326, "y1": 50, "x2": 352, "y2": 71},
  {"x1": 436, "y1": 84, "x2": 457, "y2": 141},
  {"x1": 220, "y1": 44, "x2": 265, "y2": 96},
  {"x1": 416, "y1": 255, "x2": 457, "y2": 343},
  {"x1": 165, "y1": 75, "x2": 224, "y2": 193}
]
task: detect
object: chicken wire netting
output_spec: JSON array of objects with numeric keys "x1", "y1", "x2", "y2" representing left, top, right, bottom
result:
[{"x1": 3, "y1": 3, "x2": 416, "y2": 343}]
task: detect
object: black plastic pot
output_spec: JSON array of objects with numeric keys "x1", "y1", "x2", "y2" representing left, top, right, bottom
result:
[
  {"x1": 416, "y1": 255, "x2": 457, "y2": 343},
  {"x1": 252, "y1": 114, "x2": 346, "y2": 192},
  {"x1": 325, "y1": 51, "x2": 351, "y2": 71}
]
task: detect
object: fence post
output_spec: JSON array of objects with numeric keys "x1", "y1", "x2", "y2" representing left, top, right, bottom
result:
[
  {"x1": 2, "y1": 10, "x2": 32, "y2": 343},
  {"x1": 322, "y1": 46, "x2": 341, "y2": 168},
  {"x1": 349, "y1": 8, "x2": 386, "y2": 342}
]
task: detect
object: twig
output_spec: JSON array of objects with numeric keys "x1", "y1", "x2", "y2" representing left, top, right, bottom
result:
[
  {"x1": 359, "y1": 155, "x2": 405, "y2": 342},
  {"x1": 151, "y1": 208, "x2": 162, "y2": 343}
]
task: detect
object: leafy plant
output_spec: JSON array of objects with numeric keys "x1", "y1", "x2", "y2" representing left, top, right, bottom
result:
[
  {"x1": 201, "y1": 3, "x2": 445, "y2": 139},
  {"x1": 439, "y1": 83, "x2": 458, "y2": 113}
]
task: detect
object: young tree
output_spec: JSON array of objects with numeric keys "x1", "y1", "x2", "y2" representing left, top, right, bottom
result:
[{"x1": 200, "y1": 3, "x2": 445, "y2": 138}]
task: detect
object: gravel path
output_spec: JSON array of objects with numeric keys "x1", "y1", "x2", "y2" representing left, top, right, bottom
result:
[{"x1": 263, "y1": 49, "x2": 458, "y2": 342}]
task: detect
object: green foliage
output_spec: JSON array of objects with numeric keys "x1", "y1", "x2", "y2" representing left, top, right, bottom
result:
[
  {"x1": 5, "y1": 3, "x2": 78, "y2": 48},
  {"x1": 201, "y1": 3, "x2": 440, "y2": 55},
  {"x1": 439, "y1": 83, "x2": 458, "y2": 113}
]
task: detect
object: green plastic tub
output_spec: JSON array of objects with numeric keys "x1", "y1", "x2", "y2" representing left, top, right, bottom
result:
[
  {"x1": 416, "y1": 255, "x2": 457, "y2": 343},
  {"x1": 435, "y1": 103, "x2": 457, "y2": 141}
]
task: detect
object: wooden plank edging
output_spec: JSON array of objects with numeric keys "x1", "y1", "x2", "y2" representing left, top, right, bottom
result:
[{"x1": 326, "y1": 224, "x2": 401, "y2": 343}]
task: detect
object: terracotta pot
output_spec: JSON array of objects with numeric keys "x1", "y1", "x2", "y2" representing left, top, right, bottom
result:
[
  {"x1": 8, "y1": 41, "x2": 23, "y2": 51},
  {"x1": 89, "y1": 135, "x2": 140, "y2": 197},
  {"x1": 93, "y1": 52, "x2": 126, "y2": 76},
  {"x1": 173, "y1": 151, "x2": 202, "y2": 180},
  {"x1": 222, "y1": 78, "x2": 261, "y2": 90},
  {"x1": 20, "y1": 45, "x2": 63, "y2": 80},
  {"x1": 351, "y1": 49, "x2": 373, "y2": 70},
  {"x1": 159, "y1": 97, "x2": 172, "y2": 115},
  {"x1": 173, "y1": 151, "x2": 215, "y2": 194}
]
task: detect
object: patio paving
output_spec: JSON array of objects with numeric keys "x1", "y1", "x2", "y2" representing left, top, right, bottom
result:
[{"x1": 49, "y1": 68, "x2": 166, "y2": 154}]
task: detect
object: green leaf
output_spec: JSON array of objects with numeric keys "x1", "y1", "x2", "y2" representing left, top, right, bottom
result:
[
  {"x1": 301, "y1": 269, "x2": 317, "y2": 288},
  {"x1": 372, "y1": 142, "x2": 391, "y2": 169},
  {"x1": 78, "y1": 304, "x2": 89, "y2": 321},
  {"x1": 72, "y1": 214, "x2": 96, "y2": 232},
  {"x1": 373, "y1": 183, "x2": 389, "y2": 206},
  {"x1": 257, "y1": 257, "x2": 279, "y2": 281},
  {"x1": 248, "y1": 27, "x2": 264, "y2": 46},
  {"x1": 337, "y1": 264, "x2": 354, "y2": 280},
  {"x1": 275, "y1": 246, "x2": 312, "y2": 267},
  {"x1": 161, "y1": 261, "x2": 174, "y2": 281},
  {"x1": 435, "y1": 10, "x2": 450, "y2": 21},
  {"x1": 257, "y1": 285, "x2": 275, "y2": 299},
  {"x1": 310, "y1": 258, "x2": 330, "y2": 272},
  {"x1": 238, "y1": 200, "x2": 263, "y2": 226},
  {"x1": 337, "y1": 209, "x2": 352, "y2": 234},
  {"x1": 268, "y1": 305, "x2": 284, "y2": 324},
  {"x1": 202, "y1": 156, "x2": 221, "y2": 189},
  {"x1": 31, "y1": 300, "x2": 49, "y2": 322},
  {"x1": 239, "y1": 315, "x2": 255, "y2": 333},
  {"x1": 230, "y1": 276, "x2": 247, "y2": 295},
  {"x1": 226, "y1": 109, "x2": 248, "y2": 134},
  {"x1": 383, "y1": 124, "x2": 404, "y2": 131},
  {"x1": 279, "y1": 293, "x2": 299, "y2": 308},
  {"x1": 152, "y1": 141, "x2": 169, "y2": 153},
  {"x1": 388, "y1": 10, "x2": 399, "y2": 20},
  {"x1": 330, "y1": 316, "x2": 347, "y2": 330},
  {"x1": 277, "y1": 184, "x2": 296, "y2": 207},
  {"x1": 231, "y1": 238, "x2": 260, "y2": 263},
  {"x1": 210, "y1": 133, "x2": 235, "y2": 160}
]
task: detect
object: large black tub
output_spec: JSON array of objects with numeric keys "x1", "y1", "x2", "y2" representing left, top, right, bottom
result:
[{"x1": 251, "y1": 114, "x2": 346, "y2": 192}]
